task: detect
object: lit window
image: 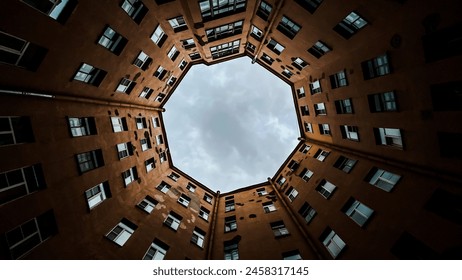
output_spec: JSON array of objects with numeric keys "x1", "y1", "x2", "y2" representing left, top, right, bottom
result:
[
  {"x1": 308, "y1": 40, "x2": 332, "y2": 58},
  {"x1": 167, "y1": 45, "x2": 179, "y2": 61},
  {"x1": 294, "y1": 0, "x2": 323, "y2": 14},
  {"x1": 298, "y1": 202, "x2": 316, "y2": 224},
  {"x1": 140, "y1": 137, "x2": 152, "y2": 151},
  {"x1": 224, "y1": 216, "x2": 237, "y2": 232},
  {"x1": 297, "y1": 87, "x2": 306, "y2": 98},
  {"x1": 168, "y1": 16, "x2": 187, "y2": 32},
  {"x1": 299, "y1": 168, "x2": 314, "y2": 182},
  {"x1": 182, "y1": 38, "x2": 195, "y2": 49},
  {"x1": 316, "y1": 179, "x2": 336, "y2": 199},
  {"x1": 261, "y1": 53, "x2": 274, "y2": 65},
  {"x1": 156, "y1": 181, "x2": 171, "y2": 193},
  {"x1": 329, "y1": 70, "x2": 348, "y2": 89},
  {"x1": 191, "y1": 228, "x2": 206, "y2": 248},
  {"x1": 133, "y1": 51, "x2": 151, "y2": 70},
  {"x1": 204, "y1": 193, "x2": 213, "y2": 204},
  {"x1": 256, "y1": 1, "x2": 272, "y2": 21},
  {"x1": 164, "y1": 212, "x2": 182, "y2": 231},
  {"x1": 150, "y1": 25, "x2": 167, "y2": 47},
  {"x1": 199, "y1": 207, "x2": 210, "y2": 221},
  {"x1": 299, "y1": 144, "x2": 311, "y2": 154},
  {"x1": 20, "y1": 0, "x2": 76, "y2": 23},
  {"x1": 250, "y1": 25, "x2": 263, "y2": 41},
  {"x1": 210, "y1": 39, "x2": 240, "y2": 59},
  {"x1": 334, "y1": 11, "x2": 368, "y2": 39},
  {"x1": 110, "y1": 117, "x2": 128, "y2": 132},
  {"x1": 120, "y1": 0, "x2": 148, "y2": 24},
  {"x1": 167, "y1": 172, "x2": 179, "y2": 181},
  {"x1": 267, "y1": 39, "x2": 285, "y2": 55},
  {"x1": 314, "y1": 103, "x2": 326, "y2": 115},
  {"x1": 277, "y1": 16, "x2": 301, "y2": 39},
  {"x1": 368, "y1": 91, "x2": 397, "y2": 112},
  {"x1": 0, "y1": 31, "x2": 48, "y2": 71},
  {"x1": 340, "y1": 125, "x2": 359, "y2": 141},
  {"x1": 136, "y1": 117, "x2": 147, "y2": 129},
  {"x1": 374, "y1": 127, "x2": 403, "y2": 149},
  {"x1": 97, "y1": 26, "x2": 127, "y2": 55},
  {"x1": 314, "y1": 148, "x2": 329, "y2": 161},
  {"x1": 293, "y1": 57, "x2": 309, "y2": 70},
  {"x1": 73, "y1": 63, "x2": 107, "y2": 86},
  {"x1": 178, "y1": 194, "x2": 191, "y2": 207},
  {"x1": 206, "y1": 20, "x2": 243, "y2": 42},
  {"x1": 362, "y1": 54, "x2": 391, "y2": 80},
  {"x1": 154, "y1": 65, "x2": 167, "y2": 80},
  {"x1": 76, "y1": 149, "x2": 104, "y2": 174},
  {"x1": 68, "y1": 117, "x2": 97, "y2": 137},
  {"x1": 366, "y1": 167, "x2": 401, "y2": 192},
  {"x1": 137, "y1": 196, "x2": 157, "y2": 214},
  {"x1": 0, "y1": 164, "x2": 46, "y2": 206},
  {"x1": 335, "y1": 98, "x2": 354, "y2": 114},
  {"x1": 343, "y1": 198, "x2": 374, "y2": 226},
  {"x1": 116, "y1": 142, "x2": 133, "y2": 159},
  {"x1": 106, "y1": 219, "x2": 137, "y2": 246},
  {"x1": 122, "y1": 167, "x2": 138, "y2": 187},
  {"x1": 144, "y1": 157, "x2": 155, "y2": 172},
  {"x1": 285, "y1": 186, "x2": 298, "y2": 202},
  {"x1": 309, "y1": 80, "x2": 322, "y2": 94},
  {"x1": 143, "y1": 239, "x2": 168, "y2": 260},
  {"x1": 199, "y1": 0, "x2": 247, "y2": 22},
  {"x1": 224, "y1": 242, "x2": 239, "y2": 260},
  {"x1": 270, "y1": 221, "x2": 289, "y2": 237},
  {"x1": 333, "y1": 156, "x2": 357, "y2": 174},
  {"x1": 263, "y1": 201, "x2": 276, "y2": 213},
  {"x1": 256, "y1": 188, "x2": 267, "y2": 196},
  {"x1": 320, "y1": 228, "x2": 346, "y2": 258},
  {"x1": 139, "y1": 87, "x2": 153, "y2": 99},
  {"x1": 116, "y1": 78, "x2": 136, "y2": 94},
  {"x1": 186, "y1": 183, "x2": 196, "y2": 192},
  {"x1": 318, "y1": 123, "x2": 331, "y2": 135}
]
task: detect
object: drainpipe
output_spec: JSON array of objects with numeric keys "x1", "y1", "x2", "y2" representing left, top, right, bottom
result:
[{"x1": 206, "y1": 190, "x2": 220, "y2": 259}]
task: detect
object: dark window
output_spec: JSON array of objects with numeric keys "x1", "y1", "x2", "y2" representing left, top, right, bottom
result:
[
  {"x1": 261, "y1": 53, "x2": 274, "y2": 65},
  {"x1": 277, "y1": 16, "x2": 301, "y2": 39},
  {"x1": 75, "y1": 149, "x2": 104, "y2": 174},
  {"x1": 0, "y1": 116, "x2": 34, "y2": 146},
  {"x1": 168, "y1": 16, "x2": 188, "y2": 33},
  {"x1": 282, "y1": 69, "x2": 293, "y2": 79},
  {"x1": 298, "y1": 202, "x2": 316, "y2": 224},
  {"x1": 422, "y1": 22, "x2": 462, "y2": 63},
  {"x1": 116, "y1": 78, "x2": 136, "y2": 94},
  {"x1": 368, "y1": 91, "x2": 398, "y2": 112},
  {"x1": 199, "y1": 0, "x2": 247, "y2": 22},
  {"x1": 256, "y1": 1, "x2": 272, "y2": 21},
  {"x1": 361, "y1": 54, "x2": 391, "y2": 80},
  {"x1": 301, "y1": 105, "x2": 310, "y2": 116},
  {"x1": 73, "y1": 63, "x2": 107, "y2": 86},
  {"x1": 154, "y1": 0, "x2": 175, "y2": 4},
  {"x1": 438, "y1": 132, "x2": 462, "y2": 159},
  {"x1": 294, "y1": 0, "x2": 323, "y2": 14},
  {"x1": 120, "y1": 0, "x2": 148, "y2": 24},
  {"x1": 210, "y1": 40, "x2": 240, "y2": 59},
  {"x1": 133, "y1": 51, "x2": 152, "y2": 70},
  {"x1": 333, "y1": 11, "x2": 368, "y2": 39},
  {"x1": 206, "y1": 20, "x2": 243, "y2": 42},
  {"x1": 0, "y1": 164, "x2": 46, "y2": 205},
  {"x1": 22, "y1": 0, "x2": 77, "y2": 24},
  {"x1": 246, "y1": 42, "x2": 256, "y2": 53},
  {"x1": 182, "y1": 38, "x2": 195, "y2": 49},
  {"x1": 0, "y1": 31, "x2": 47, "y2": 71},
  {"x1": 287, "y1": 160, "x2": 300, "y2": 171},
  {"x1": 340, "y1": 125, "x2": 359, "y2": 141},
  {"x1": 189, "y1": 52, "x2": 201, "y2": 60},
  {"x1": 292, "y1": 57, "x2": 309, "y2": 70},
  {"x1": 333, "y1": 156, "x2": 357, "y2": 173},
  {"x1": 335, "y1": 98, "x2": 354, "y2": 114},
  {"x1": 68, "y1": 117, "x2": 97, "y2": 137},
  {"x1": 391, "y1": 232, "x2": 438, "y2": 260},
  {"x1": 97, "y1": 26, "x2": 127, "y2": 55},
  {"x1": 270, "y1": 221, "x2": 289, "y2": 237},
  {"x1": 308, "y1": 40, "x2": 331, "y2": 58},
  {"x1": 224, "y1": 216, "x2": 237, "y2": 232},
  {"x1": 267, "y1": 39, "x2": 285, "y2": 55},
  {"x1": 329, "y1": 70, "x2": 348, "y2": 89},
  {"x1": 430, "y1": 81, "x2": 462, "y2": 111}
]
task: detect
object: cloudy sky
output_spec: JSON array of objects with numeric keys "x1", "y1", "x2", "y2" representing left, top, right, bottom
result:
[{"x1": 163, "y1": 57, "x2": 299, "y2": 193}]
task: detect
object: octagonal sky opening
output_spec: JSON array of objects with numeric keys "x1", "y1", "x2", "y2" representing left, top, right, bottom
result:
[{"x1": 163, "y1": 56, "x2": 299, "y2": 193}]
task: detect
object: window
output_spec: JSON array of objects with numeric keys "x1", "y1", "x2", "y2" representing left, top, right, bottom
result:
[
  {"x1": 256, "y1": 1, "x2": 272, "y2": 21},
  {"x1": 137, "y1": 196, "x2": 157, "y2": 214},
  {"x1": 362, "y1": 54, "x2": 391, "y2": 80},
  {"x1": 133, "y1": 51, "x2": 151, "y2": 70},
  {"x1": 316, "y1": 179, "x2": 336, "y2": 199},
  {"x1": 67, "y1": 117, "x2": 97, "y2": 137},
  {"x1": 191, "y1": 227, "x2": 206, "y2": 248},
  {"x1": 106, "y1": 218, "x2": 137, "y2": 246},
  {"x1": 210, "y1": 39, "x2": 240, "y2": 59},
  {"x1": 297, "y1": 87, "x2": 306, "y2": 98},
  {"x1": 308, "y1": 40, "x2": 332, "y2": 58},
  {"x1": 97, "y1": 26, "x2": 127, "y2": 55},
  {"x1": 303, "y1": 121, "x2": 312, "y2": 132},
  {"x1": 0, "y1": 116, "x2": 34, "y2": 147},
  {"x1": 309, "y1": 80, "x2": 322, "y2": 94},
  {"x1": 206, "y1": 20, "x2": 243, "y2": 42},
  {"x1": 122, "y1": 167, "x2": 138, "y2": 187},
  {"x1": 294, "y1": 0, "x2": 323, "y2": 14},
  {"x1": 320, "y1": 228, "x2": 346, "y2": 258},
  {"x1": 150, "y1": 25, "x2": 167, "y2": 47},
  {"x1": 333, "y1": 156, "x2": 357, "y2": 173},
  {"x1": 438, "y1": 132, "x2": 462, "y2": 159},
  {"x1": 425, "y1": 189, "x2": 462, "y2": 225},
  {"x1": 155, "y1": 93, "x2": 166, "y2": 102},
  {"x1": 318, "y1": 123, "x2": 331, "y2": 135},
  {"x1": 0, "y1": 164, "x2": 46, "y2": 206},
  {"x1": 288, "y1": 160, "x2": 300, "y2": 171},
  {"x1": 204, "y1": 193, "x2": 213, "y2": 204},
  {"x1": 391, "y1": 232, "x2": 438, "y2": 260},
  {"x1": 285, "y1": 186, "x2": 298, "y2": 202},
  {"x1": 224, "y1": 216, "x2": 237, "y2": 232},
  {"x1": 120, "y1": 0, "x2": 148, "y2": 24},
  {"x1": 299, "y1": 168, "x2": 314, "y2": 182},
  {"x1": 299, "y1": 144, "x2": 311, "y2": 154},
  {"x1": 110, "y1": 117, "x2": 128, "y2": 132},
  {"x1": 199, "y1": 0, "x2": 247, "y2": 22},
  {"x1": 189, "y1": 52, "x2": 201, "y2": 60},
  {"x1": 250, "y1": 25, "x2": 263, "y2": 41},
  {"x1": 267, "y1": 39, "x2": 285, "y2": 55},
  {"x1": 261, "y1": 53, "x2": 274, "y2": 65},
  {"x1": 314, "y1": 103, "x2": 326, "y2": 115},
  {"x1": 333, "y1": 11, "x2": 368, "y2": 39},
  {"x1": 21, "y1": 0, "x2": 77, "y2": 23},
  {"x1": 329, "y1": 70, "x2": 348, "y2": 89},
  {"x1": 167, "y1": 172, "x2": 179, "y2": 181},
  {"x1": 136, "y1": 117, "x2": 147, "y2": 129},
  {"x1": 314, "y1": 149, "x2": 329, "y2": 161},
  {"x1": 366, "y1": 167, "x2": 401, "y2": 192},
  {"x1": 182, "y1": 38, "x2": 195, "y2": 49},
  {"x1": 282, "y1": 69, "x2": 293, "y2": 79},
  {"x1": 225, "y1": 196, "x2": 235, "y2": 212},
  {"x1": 374, "y1": 127, "x2": 403, "y2": 149},
  {"x1": 154, "y1": 0, "x2": 175, "y2": 4},
  {"x1": 116, "y1": 78, "x2": 136, "y2": 94},
  {"x1": 140, "y1": 137, "x2": 152, "y2": 151},
  {"x1": 340, "y1": 125, "x2": 359, "y2": 141},
  {"x1": 298, "y1": 202, "x2": 316, "y2": 224},
  {"x1": 178, "y1": 194, "x2": 191, "y2": 207},
  {"x1": 154, "y1": 65, "x2": 167, "y2": 80},
  {"x1": 164, "y1": 212, "x2": 182, "y2": 231},
  {"x1": 282, "y1": 250, "x2": 303, "y2": 260},
  {"x1": 224, "y1": 241, "x2": 239, "y2": 260},
  {"x1": 368, "y1": 91, "x2": 397, "y2": 112},
  {"x1": 277, "y1": 16, "x2": 301, "y2": 39},
  {"x1": 168, "y1": 16, "x2": 187, "y2": 32},
  {"x1": 422, "y1": 22, "x2": 462, "y2": 63},
  {"x1": 159, "y1": 151, "x2": 167, "y2": 163},
  {"x1": 73, "y1": 63, "x2": 107, "y2": 86},
  {"x1": 167, "y1": 76, "x2": 177, "y2": 86},
  {"x1": 76, "y1": 149, "x2": 104, "y2": 174},
  {"x1": 262, "y1": 201, "x2": 276, "y2": 213},
  {"x1": 156, "y1": 181, "x2": 171, "y2": 193},
  {"x1": 186, "y1": 183, "x2": 196, "y2": 193},
  {"x1": 178, "y1": 59, "x2": 188, "y2": 70},
  {"x1": 143, "y1": 239, "x2": 169, "y2": 260},
  {"x1": 270, "y1": 221, "x2": 289, "y2": 237},
  {"x1": 293, "y1": 57, "x2": 309, "y2": 70},
  {"x1": 2, "y1": 210, "x2": 57, "y2": 259},
  {"x1": 246, "y1": 42, "x2": 256, "y2": 53},
  {"x1": 139, "y1": 87, "x2": 153, "y2": 99},
  {"x1": 335, "y1": 98, "x2": 354, "y2": 114},
  {"x1": 342, "y1": 198, "x2": 374, "y2": 226},
  {"x1": 256, "y1": 188, "x2": 267, "y2": 196},
  {"x1": 199, "y1": 207, "x2": 210, "y2": 221},
  {"x1": 144, "y1": 157, "x2": 155, "y2": 172},
  {"x1": 0, "y1": 31, "x2": 47, "y2": 71},
  {"x1": 167, "y1": 45, "x2": 179, "y2": 61},
  {"x1": 116, "y1": 142, "x2": 134, "y2": 159},
  {"x1": 276, "y1": 176, "x2": 286, "y2": 186}
]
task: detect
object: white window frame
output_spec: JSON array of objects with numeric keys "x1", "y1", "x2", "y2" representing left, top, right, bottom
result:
[
  {"x1": 133, "y1": 51, "x2": 149, "y2": 69},
  {"x1": 178, "y1": 194, "x2": 191, "y2": 207},
  {"x1": 145, "y1": 158, "x2": 155, "y2": 172},
  {"x1": 287, "y1": 188, "x2": 298, "y2": 202},
  {"x1": 143, "y1": 241, "x2": 167, "y2": 260},
  {"x1": 140, "y1": 138, "x2": 151, "y2": 151},
  {"x1": 256, "y1": 188, "x2": 267, "y2": 196},
  {"x1": 117, "y1": 142, "x2": 131, "y2": 159},
  {"x1": 317, "y1": 180, "x2": 336, "y2": 199},
  {"x1": 368, "y1": 168, "x2": 401, "y2": 192},
  {"x1": 323, "y1": 229, "x2": 346, "y2": 259},
  {"x1": 342, "y1": 125, "x2": 359, "y2": 141},
  {"x1": 151, "y1": 25, "x2": 165, "y2": 45},
  {"x1": 186, "y1": 183, "x2": 196, "y2": 193},
  {"x1": 314, "y1": 103, "x2": 327, "y2": 115},
  {"x1": 168, "y1": 16, "x2": 187, "y2": 30},
  {"x1": 68, "y1": 117, "x2": 93, "y2": 137},
  {"x1": 138, "y1": 197, "x2": 157, "y2": 214},
  {"x1": 111, "y1": 117, "x2": 126, "y2": 132},
  {"x1": 377, "y1": 127, "x2": 403, "y2": 148},
  {"x1": 271, "y1": 222, "x2": 290, "y2": 237},
  {"x1": 263, "y1": 202, "x2": 276, "y2": 213},
  {"x1": 116, "y1": 78, "x2": 134, "y2": 93},
  {"x1": 191, "y1": 229, "x2": 205, "y2": 248},
  {"x1": 167, "y1": 45, "x2": 178, "y2": 60},
  {"x1": 294, "y1": 57, "x2": 308, "y2": 69},
  {"x1": 297, "y1": 87, "x2": 305, "y2": 98},
  {"x1": 106, "y1": 222, "x2": 134, "y2": 246},
  {"x1": 319, "y1": 123, "x2": 331, "y2": 135},
  {"x1": 316, "y1": 149, "x2": 329, "y2": 161},
  {"x1": 301, "y1": 169, "x2": 314, "y2": 182},
  {"x1": 157, "y1": 182, "x2": 171, "y2": 193},
  {"x1": 164, "y1": 213, "x2": 181, "y2": 231},
  {"x1": 310, "y1": 80, "x2": 321, "y2": 94},
  {"x1": 345, "y1": 200, "x2": 374, "y2": 226},
  {"x1": 199, "y1": 207, "x2": 210, "y2": 221},
  {"x1": 122, "y1": 167, "x2": 137, "y2": 186}
]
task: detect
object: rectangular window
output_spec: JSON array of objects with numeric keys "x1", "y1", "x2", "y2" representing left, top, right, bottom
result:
[
  {"x1": 299, "y1": 144, "x2": 311, "y2": 154},
  {"x1": 143, "y1": 239, "x2": 168, "y2": 260},
  {"x1": 368, "y1": 91, "x2": 397, "y2": 112},
  {"x1": 271, "y1": 221, "x2": 289, "y2": 237},
  {"x1": 282, "y1": 250, "x2": 302, "y2": 260},
  {"x1": 309, "y1": 80, "x2": 322, "y2": 94},
  {"x1": 282, "y1": 69, "x2": 293, "y2": 79},
  {"x1": 137, "y1": 196, "x2": 157, "y2": 214},
  {"x1": 0, "y1": 31, "x2": 47, "y2": 71},
  {"x1": 224, "y1": 216, "x2": 237, "y2": 232},
  {"x1": 340, "y1": 125, "x2": 359, "y2": 141},
  {"x1": 144, "y1": 157, "x2": 155, "y2": 172},
  {"x1": 225, "y1": 197, "x2": 235, "y2": 212},
  {"x1": 135, "y1": 117, "x2": 147, "y2": 129},
  {"x1": 329, "y1": 70, "x2": 348, "y2": 89},
  {"x1": 333, "y1": 11, "x2": 368, "y2": 39},
  {"x1": 299, "y1": 168, "x2": 314, "y2": 182},
  {"x1": 366, "y1": 167, "x2": 401, "y2": 192},
  {"x1": 292, "y1": 57, "x2": 309, "y2": 70},
  {"x1": 373, "y1": 127, "x2": 403, "y2": 149},
  {"x1": 189, "y1": 52, "x2": 201, "y2": 60},
  {"x1": 116, "y1": 78, "x2": 136, "y2": 94},
  {"x1": 21, "y1": 0, "x2": 77, "y2": 23},
  {"x1": 277, "y1": 16, "x2": 301, "y2": 39},
  {"x1": 73, "y1": 63, "x2": 107, "y2": 86},
  {"x1": 256, "y1": 1, "x2": 272, "y2": 21},
  {"x1": 150, "y1": 25, "x2": 167, "y2": 47},
  {"x1": 178, "y1": 194, "x2": 191, "y2": 208},
  {"x1": 285, "y1": 186, "x2": 298, "y2": 202},
  {"x1": 3, "y1": 210, "x2": 57, "y2": 259},
  {"x1": 294, "y1": 0, "x2": 323, "y2": 14},
  {"x1": 316, "y1": 179, "x2": 336, "y2": 199},
  {"x1": 186, "y1": 183, "x2": 196, "y2": 193},
  {"x1": 304, "y1": 122, "x2": 313, "y2": 133},
  {"x1": 168, "y1": 16, "x2": 187, "y2": 32},
  {"x1": 308, "y1": 40, "x2": 331, "y2": 58},
  {"x1": 106, "y1": 218, "x2": 137, "y2": 246},
  {"x1": 313, "y1": 148, "x2": 329, "y2": 161},
  {"x1": 335, "y1": 98, "x2": 354, "y2": 114},
  {"x1": 111, "y1": 117, "x2": 128, "y2": 132},
  {"x1": 320, "y1": 228, "x2": 346, "y2": 258},
  {"x1": 167, "y1": 76, "x2": 177, "y2": 86},
  {"x1": 333, "y1": 156, "x2": 357, "y2": 173},
  {"x1": 224, "y1": 242, "x2": 239, "y2": 260},
  {"x1": 298, "y1": 202, "x2": 316, "y2": 224},
  {"x1": 297, "y1": 87, "x2": 306, "y2": 98},
  {"x1": 140, "y1": 137, "x2": 152, "y2": 151},
  {"x1": 199, "y1": 0, "x2": 247, "y2": 22},
  {"x1": 133, "y1": 51, "x2": 152, "y2": 70},
  {"x1": 159, "y1": 151, "x2": 167, "y2": 163},
  {"x1": 167, "y1": 45, "x2": 179, "y2": 61},
  {"x1": 122, "y1": 167, "x2": 138, "y2": 187},
  {"x1": 0, "y1": 116, "x2": 34, "y2": 146},
  {"x1": 204, "y1": 193, "x2": 213, "y2": 204},
  {"x1": 318, "y1": 123, "x2": 331, "y2": 135},
  {"x1": 256, "y1": 187, "x2": 267, "y2": 196},
  {"x1": 0, "y1": 164, "x2": 46, "y2": 206},
  {"x1": 261, "y1": 53, "x2": 274, "y2": 65},
  {"x1": 155, "y1": 93, "x2": 166, "y2": 102},
  {"x1": 68, "y1": 117, "x2": 97, "y2": 137},
  {"x1": 276, "y1": 176, "x2": 286, "y2": 186},
  {"x1": 314, "y1": 103, "x2": 326, "y2": 115},
  {"x1": 210, "y1": 39, "x2": 240, "y2": 60},
  {"x1": 267, "y1": 39, "x2": 285, "y2": 55},
  {"x1": 206, "y1": 20, "x2": 243, "y2": 42},
  {"x1": 262, "y1": 201, "x2": 276, "y2": 213},
  {"x1": 342, "y1": 198, "x2": 374, "y2": 226},
  {"x1": 246, "y1": 42, "x2": 256, "y2": 53},
  {"x1": 154, "y1": 66, "x2": 167, "y2": 80},
  {"x1": 362, "y1": 54, "x2": 391, "y2": 80},
  {"x1": 182, "y1": 38, "x2": 196, "y2": 49},
  {"x1": 97, "y1": 26, "x2": 127, "y2": 55},
  {"x1": 76, "y1": 149, "x2": 104, "y2": 174},
  {"x1": 156, "y1": 181, "x2": 171, "y2": 193},
  {"x1": 121, "y1": 0, "x2": 148, "y2": 24},
  {"x1": 250, "y1": 25, "x2": 263, "y2": 41},
  {"x1": 116, "y1": 142, "x2": 133, "y2": 159},
  {"x1": 164, "y1": 212, "x2": 182, "y2": 231},
  {"x1": 288, "y1": 160, "x2": 300, "y2": 171},
  {"x1": 178, "y1": 59, "x2": 188, "y2": 70},
  {"x1": 301, "y1": 106, "x2": 310, "y2": 116},
  {"x1": 191, "y1": 227, "x2": 206, "y2": 248},
  {"x1": 139, "y1": 86, "x2": 153, "y2": 99},
  {"x1": 199, "y1": 207, "x2": 210, "y2": 221},
  {"x1": 167, "y1": 172, "x2": 179, "y2": 181}
]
